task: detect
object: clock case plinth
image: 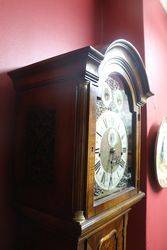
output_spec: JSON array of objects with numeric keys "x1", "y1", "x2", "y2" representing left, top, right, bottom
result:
[{"x1": 9, "y1": 40, "x2": 152, "y2": 250}]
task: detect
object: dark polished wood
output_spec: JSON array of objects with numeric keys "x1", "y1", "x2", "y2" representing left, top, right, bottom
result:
[{"x1": 9, "y1": 40, "x2": 153, "y2": 250}]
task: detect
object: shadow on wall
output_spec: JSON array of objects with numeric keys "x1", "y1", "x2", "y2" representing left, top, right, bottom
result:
[
  {"x1": 148, "y1": 124, "x2": 162, "y2": 192},
  {"x1": 0, "y1": 72, "x2": 16, "y2": 250}
]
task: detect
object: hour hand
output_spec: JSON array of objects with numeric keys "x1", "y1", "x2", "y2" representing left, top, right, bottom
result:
[{"x1": 109, "y1": 148, "x2": 115, "y2": 165}]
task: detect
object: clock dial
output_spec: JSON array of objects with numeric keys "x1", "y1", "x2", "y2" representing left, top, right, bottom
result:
[
  {"x1": 94, "y1": 72, "x2": 134, "y2": 200},
  {"x1": 95, "y1": 111, "x2": 128, "y2": 190},
  {"x1": 113, "y1": 89, "x2": 123, "y2": 112},
  {"x1": 101, "y1": 82, "x2": 112, "y2": 108},
  {"x1": 155, "y1": 117, "x2": 167, "y2": 188}
]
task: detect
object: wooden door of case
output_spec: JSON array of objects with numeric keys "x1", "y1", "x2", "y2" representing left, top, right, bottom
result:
[{"x1": 85, "y1": 213, "x2": 128, "y2": 250}]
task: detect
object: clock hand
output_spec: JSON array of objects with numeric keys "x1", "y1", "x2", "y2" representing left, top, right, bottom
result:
[
  {"x1": 109, "y1": 148, "x2": 115, "y2": 163},
  {"x1": 109, "y1": 148, "x2": 116, "y2": 171}
]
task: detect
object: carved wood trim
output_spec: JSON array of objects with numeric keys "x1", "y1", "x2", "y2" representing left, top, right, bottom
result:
[
  {"x1": 81, "y1": 193, "x2": 144, "y2": 240},
  {"x1": 123, "y1": 212, "x2": 129, "y2": 250},
  {"x1": 98, "y1": 229, "x2": 118, "y2": 249},
  {"x1": 72, "y1": 47, "x2": 103, "y2": 219},
  {"x1": 105, "y1": 39, "x2": 154, "y2": 104},
  {"x1": 72, "y1": 82, "x2": 90, "y2": 217}
]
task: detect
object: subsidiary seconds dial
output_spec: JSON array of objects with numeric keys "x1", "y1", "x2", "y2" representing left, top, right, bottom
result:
[{"x1": 95, "y1": 111, "x2": 128, "y2": 190}]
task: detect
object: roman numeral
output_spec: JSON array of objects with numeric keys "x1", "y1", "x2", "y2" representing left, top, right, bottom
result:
[
  {"x1": 122, "y1": 147, "x2": 127, "y2": 153},
  {"x1": 95, "y1": 148, "x2": 100, "y2": 154},
  {"x1": 101, "y1": 172, "x2": 106, "y2": 185},
  {"x1": 96, "y1": 132, "x2": 102, "y2": 137},
  {"x1": 95, "y1": 161, "x2": 101, "y2": 173},
  {"x1": 119, "y1": 159, "x2": 125, "y2": 168},
  {"x1": 109, "y1": 175, "x2": 112, "y2": 187}
]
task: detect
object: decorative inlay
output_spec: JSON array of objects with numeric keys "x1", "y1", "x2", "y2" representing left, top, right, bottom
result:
[{"x1": 98, "y1": 229, "x2": 118, "y2": 250}]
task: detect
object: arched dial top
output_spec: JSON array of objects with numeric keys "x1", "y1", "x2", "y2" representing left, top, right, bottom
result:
[{"x1": 98, "y1": 39, "x2": 153, "y2": 109}]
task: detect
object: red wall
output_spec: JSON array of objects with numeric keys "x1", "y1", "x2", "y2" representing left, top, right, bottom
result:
[
  {"x1": 144, "y1": 1, "x2": 167, "y2": 250},
  {"x1": 1, "y1": 0, "x2": 167, "y2": 249},
  {"x1": 102, "y1": 0, "x2": 145, "y2": 57},
  {"x1": 0, "y1": 1, "x2": 100, "y2": 249}
]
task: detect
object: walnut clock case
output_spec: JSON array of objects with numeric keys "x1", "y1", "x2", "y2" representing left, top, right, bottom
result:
[{"x1": 9, "y1": 40, "x2": 152, "y2": 250}]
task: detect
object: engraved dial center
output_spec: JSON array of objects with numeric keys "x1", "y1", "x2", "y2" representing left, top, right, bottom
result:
[{"x1": 100, "y1": 128, "x2": 123, "y2": 173}]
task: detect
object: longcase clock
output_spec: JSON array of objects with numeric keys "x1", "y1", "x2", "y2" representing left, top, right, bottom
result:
[{"x1": 8, "y1": 40, "x2": 153, "y2": 250}]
